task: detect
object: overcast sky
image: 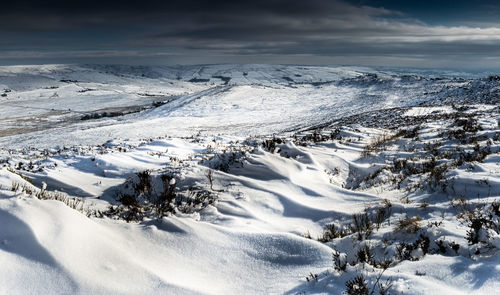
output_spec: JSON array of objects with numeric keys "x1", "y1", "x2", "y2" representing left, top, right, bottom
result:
[{"x1": 1, "y1": 0, "x2": 500, "y2": 69}]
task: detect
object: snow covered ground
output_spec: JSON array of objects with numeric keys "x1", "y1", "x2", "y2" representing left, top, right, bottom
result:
[{"x1": 0, "y1": 64, "x2": 499, "y2": 294}]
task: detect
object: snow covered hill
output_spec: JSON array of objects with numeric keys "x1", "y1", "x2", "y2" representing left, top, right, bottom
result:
[
  {"x1": 0, "y1": 64, "x2": 498, "y2": 148},
  {"x1": 0, "y1": 64, "x2": 499, "y2": 294}
]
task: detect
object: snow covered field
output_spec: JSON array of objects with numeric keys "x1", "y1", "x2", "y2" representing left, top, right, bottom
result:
[{"x1": 0, "y1": 64, "x2": 499, "y2": 294}]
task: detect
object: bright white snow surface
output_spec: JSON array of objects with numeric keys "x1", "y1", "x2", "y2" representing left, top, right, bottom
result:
[
  {"x1": 0, "y1": 64, "x2": 499, "y2": 294},
  {"x1": 0, "y1": 63, "x2": 482, "y2": 148}
]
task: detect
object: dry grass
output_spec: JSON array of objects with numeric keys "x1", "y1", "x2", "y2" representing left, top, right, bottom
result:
[
  {"x1": 361, "y1": 132, "x2": 397, "y2": 157},
  {"x1": 395, "y1": 216, "x2": 423, "y2": 233}
]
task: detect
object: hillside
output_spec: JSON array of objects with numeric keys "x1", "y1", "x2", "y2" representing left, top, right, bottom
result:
[{"x1": 0, "y1": 64, "x2": 499, "y2": 294}]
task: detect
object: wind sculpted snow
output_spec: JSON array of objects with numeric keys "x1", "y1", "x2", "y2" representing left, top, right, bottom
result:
[{"x1": 0, "y1": 64, "x2": 499, "y2": 294}]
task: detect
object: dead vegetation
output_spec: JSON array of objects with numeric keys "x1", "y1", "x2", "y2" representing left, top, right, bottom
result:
[
  {"x1": 361, "y1": 131, "x2": 398, "y2": 157},
  {"x1": 107, "y1": 170, "x2": 218, "y2": 222},
  {"x1": 11, "y1": 181, "x2": 90, "y2": 214},
  {"x1": 307, "y1": 108, "x2": 500, "y2": 293}
]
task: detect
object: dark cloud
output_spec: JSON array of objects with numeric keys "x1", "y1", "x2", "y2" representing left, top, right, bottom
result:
[
  {"x1": 0, "y1": 0, "x2": 390, "y2": 31},
  {"x1": 0, "y1": 0, "x2": 499, "y2": 69}
]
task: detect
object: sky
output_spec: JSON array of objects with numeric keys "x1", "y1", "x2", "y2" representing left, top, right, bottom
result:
[{"x1": 1, "y1": 0, "x2": 500, "y2": 69}]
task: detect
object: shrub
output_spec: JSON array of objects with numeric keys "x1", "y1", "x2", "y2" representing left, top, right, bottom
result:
[
  {"x1": 206, "y1": 169, "x2": 214, "y2": 191},
  {"x1": 134, "y1": 170, "x2": 153, "y2": 200},
  {"x1": 374, "y1": 201, "x2": 392, "y2": 230},
  {"x1": 356, "y1": 244, "x2": 375, "y2": 265},
  {"x1": 111, "y1": 169, "x2": 218, "y2": 221},
  {"x1": 361, "y1": 132, "x2": 396, "y2": 157},
  {"x1": 396, "y1": 126, "x2": 419, "y2": 138},
  {"x1": 351, "y1": 213, "x2": 373, "y2": 240},
  {"x1": 262, "y1": 137, "x2": 284, "y2": 151},
  {"x1": 428, "y1": 164, "x2": 448, "y2": 190},
  {"x1": 396, "y1": 216, "x2": 422, "y2": 234},
  {"x1": 305, "y1": 272, "x2": 318, "y2": 283},
  {"x1": 332, "y1": 250, "x2": 347, "y2": 272},
  {"x1": 208, "y1": 150, "x2": 246, "y2": 172},
  {"x1": 345, "y1": 275, "x2": 369, "y2": 295},
  {"x1": 345, "y1": 270, "x2": 393, "y2": 295},
  {"x1": 318, "y1": 223, "x2": 350, "y2": 242},
  {"x1": 435, "y1": 239, "x2": 460, "y2": 254},
  {"x1": 455, "y1": 200, "x2": 500, "y2": 245},
  {"x1": 11, "y1": 181, "x2": 20, "y2": 191},
  {"x1": 154, "y1": 174, "x2": 177, "y2": 217}
]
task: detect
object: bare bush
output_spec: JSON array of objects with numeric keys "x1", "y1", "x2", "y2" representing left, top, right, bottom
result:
[{"x1": 395, "y1": 216, "x2": 423, "y2": 234}]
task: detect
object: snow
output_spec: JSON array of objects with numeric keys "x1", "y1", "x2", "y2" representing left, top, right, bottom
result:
[
  {"x1": 0, "y1": 64, "x2": 499, "y2": 294},
  {"x1": 3, "y1": 63, "x2": 497, "y2": 149},
  {"x1": 403, "y1": 106, "x2": 454, "y2": 117}
]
